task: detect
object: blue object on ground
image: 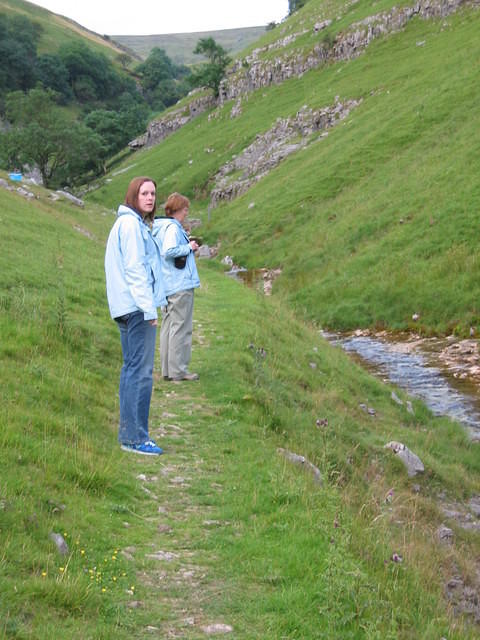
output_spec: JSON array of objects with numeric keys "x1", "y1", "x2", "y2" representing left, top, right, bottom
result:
[{"x1": 8, "y1": 172, "x2": 22, "y2": 181}]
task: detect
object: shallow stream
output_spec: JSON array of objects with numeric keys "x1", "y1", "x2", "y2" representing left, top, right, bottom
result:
[
  {"x1": 225, "y1": 266, "x2": 480, "y2": 438},
  {"x1": 323, "y1": 331, "x2": 480, "y2": 439}
]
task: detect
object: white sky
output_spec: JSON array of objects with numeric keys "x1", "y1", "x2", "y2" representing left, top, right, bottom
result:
[{"x1": 28, "y1": 1, "x2": 290, "y2": 35}]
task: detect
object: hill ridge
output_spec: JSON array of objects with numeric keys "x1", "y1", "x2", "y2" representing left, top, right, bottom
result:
[
  {"x1": 0, "y1": 0, "x2": 132, "y2": 60},
  {"x1": 112, "y1": 25, "x2": 267, "y2": 64}
]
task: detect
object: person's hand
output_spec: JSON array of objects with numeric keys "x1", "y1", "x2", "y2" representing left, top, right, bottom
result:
[
  {"x1": 190, "y1": 240, "x2": 199, "y2": 251},
  {"x1": 150, "y1": 319, "x2": 158, "y2": 326}
]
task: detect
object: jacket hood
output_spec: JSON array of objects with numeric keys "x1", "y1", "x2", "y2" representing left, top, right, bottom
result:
[
  {"x1": 153, "y1": 215, "x2": 173, "y2": 226},
  {"x1": 117, "y1": 204, "x2": 141, "y2": 218},
  {"x1": 152, "y1": 216, "x2": 176, "y2": 234}
]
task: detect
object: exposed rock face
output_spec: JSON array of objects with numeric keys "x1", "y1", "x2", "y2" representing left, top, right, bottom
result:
[
  {"x1": 445, "y1": 566, "x2": 480, "y2": 624},
  {"x1": 0, "y1": 178, "x2": 37, "y2": 200},
  {"x1": 128, "y1": 0, "x2": 479, "y2": 151},
  {"x1": 440, "y1": 495, "x2": 480, "y2": 533},
  {"x1": 210, "y1": 98, "x2": 361, "y2": 208},
  {"x1": 129, "y1": 93, "x2": 216, "y2": 149},
  {"x1": 219, "y1": 0, "x2": 479, "y2": 103}
]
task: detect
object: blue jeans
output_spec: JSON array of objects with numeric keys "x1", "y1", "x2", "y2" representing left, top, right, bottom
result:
[{"x1": 116, "y1": 311, "x2": 157, "y2": 445}]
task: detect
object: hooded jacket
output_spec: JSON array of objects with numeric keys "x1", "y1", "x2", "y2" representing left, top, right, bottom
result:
[
  {"x1": 105, "y1": 205, "x2": 166, "y2": 321},
  {"x1": 152, "y1": 217, "x2": 200, "y2": 297}
]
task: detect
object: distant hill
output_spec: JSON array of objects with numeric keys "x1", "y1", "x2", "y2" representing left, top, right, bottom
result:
[
  {"x1": 112, "y1": 26, "x2": 267, "y2": 64},
  {"x1": 0, "y1": 0, "x2": 141, "y2": 62}
]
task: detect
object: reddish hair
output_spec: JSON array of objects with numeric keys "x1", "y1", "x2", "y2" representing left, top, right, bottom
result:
[
  {"x1": 124, "y1": 176, "x2": 157, "y2": 222},
  {"x1": 164, "y1": 192, "x2": 190, "y2": 218}
]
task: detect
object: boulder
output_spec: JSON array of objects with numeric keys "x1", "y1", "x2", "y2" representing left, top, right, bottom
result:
[
  {"x1": 49, "y1": 532, "x2": 69, "y2": 556},
  {"x1": 277, "y1": 447, "x2": 322, "y2": 485},
  {"x1": 384, "y1": 441, "x2": 425, "y2": 477},
  {"x1": 56, "y1": 190, "x2": 84, "y2": 208}
]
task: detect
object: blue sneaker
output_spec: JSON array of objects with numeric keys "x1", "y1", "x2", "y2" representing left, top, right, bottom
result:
[{"x1": 121, "y1": 440, "x2": 164, "y2": 456}]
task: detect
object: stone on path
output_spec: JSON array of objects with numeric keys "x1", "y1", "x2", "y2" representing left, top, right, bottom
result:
[
  {"x1": 201, "y1": 623, "x2": 233, "y2": 635},
  {"x1": 146, "y1": 550, "x2": 179, "y2": 562},
  {"x1": 436, "y1": 525, "x2": 454, "y2": 545}
]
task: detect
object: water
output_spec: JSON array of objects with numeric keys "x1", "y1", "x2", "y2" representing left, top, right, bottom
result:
[
  {"x1": 225, "y1": 266, "x2": 253, "y2": 284},
  {"x1": 225, "y1": 266, "x2": 280, "y2": 295},
  {"x1": 324, "y1": 332, "x2": 480, "y2": 437},
  {"x1": 225, "y1": 264, "x2": 480, "y2": 436}
]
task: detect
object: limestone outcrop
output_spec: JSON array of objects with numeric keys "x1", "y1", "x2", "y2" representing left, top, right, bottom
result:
[
  {"x1": 219, "y1": 0, "x2": 479, "y2": 103},
  {"x1": 128, "y1": 0, "x2": 479, "y2": 152},
  {"x1": 129, "y1": 92, "x2": 216, "y2": 149},
  {"x1": 210, "y1": 98, "x2": 361, "y2": 208}
]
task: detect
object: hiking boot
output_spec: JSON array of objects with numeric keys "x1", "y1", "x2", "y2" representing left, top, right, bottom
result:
[
  {"x1": 121, "y1": 440, "x2": 164, "y2": 456},
  {"x1": 172, "y1": 372, "x2": 199, "y2": 382}
]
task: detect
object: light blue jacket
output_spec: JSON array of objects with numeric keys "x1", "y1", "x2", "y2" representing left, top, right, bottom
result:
[
  {"x1": 105, "y1": 205, "x2": 166, "y2": 321},
  {"x1": 152, "y1": 217, "x2": 200, "y2": 297}
]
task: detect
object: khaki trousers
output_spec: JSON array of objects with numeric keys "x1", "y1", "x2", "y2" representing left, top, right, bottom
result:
[{"x1": 160, "y1": 289, "x2": 194, "y2": 379}]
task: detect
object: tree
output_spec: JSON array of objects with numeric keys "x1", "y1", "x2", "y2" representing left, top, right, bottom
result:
[
  {"x1": 0, "y1": 39, "x2": 36, "y2": 92},
  {"x1": 58, "y1": 41, "x2": 125, "y2": 103},
  {"x1": 136, "y1": 47, "x2": 175, "y2": 92},
  {"x1": 0, "y1": 14, "x2": 40, "y2": 93},
  {"x1": 35, "y1": 54, "x2": 73, "y2": 104},
  {"x1": 115, "y1": 92, "x2": 149, "y2": 139},
  {"x1": 2, "y1": 89, "x2": 102, "y2": 187},
  {"x1": 188, "y1": 37, "x2": 231, "y2": 97},
  {"x1": 83, "y1": 101, "x2": 149, "y2": 169},
  {"x1": 117, "y1": 53, "x2": 132, "y2": 70},
  {"x1": 135, "y1": 47, "x2": 188, "y2": 110},
  {"x1": 84, "y1": 109, "x2": 125, "y2": 158}
]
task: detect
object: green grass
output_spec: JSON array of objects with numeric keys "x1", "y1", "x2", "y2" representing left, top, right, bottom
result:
[
  {"x1": 3, "y1": 0, "x2": 480, "y2": 635},
  {"x1": 90, "y1": 1, "x2": 480, "y2": 336},
  {"x1": 1, "y1": 180, "x2": 480, "y2": 637}
]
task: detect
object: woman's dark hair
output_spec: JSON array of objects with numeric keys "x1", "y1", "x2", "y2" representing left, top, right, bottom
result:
[
  {"x1": 164, "y1": 192, "x2": 190, "y2": 218},
  {"x1": 124, "y1": 176, "x2": 157, "y2": 222}
]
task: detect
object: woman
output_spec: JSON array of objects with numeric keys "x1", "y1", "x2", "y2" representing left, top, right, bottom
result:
[
  {"x1": 105, "y1": 177, "x2": 166, "y2": 456},
  {"x1": 153, "y1": 192, "x2": 200, "y2": 382}
]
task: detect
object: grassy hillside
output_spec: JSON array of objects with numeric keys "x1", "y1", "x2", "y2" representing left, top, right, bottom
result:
[
  {"x1": 0, "y1": 0, "x2": 138, "y2": 62},
  {"x1": 90, "y1": 0, "x2": 480, "y2": 337},
  {"x1": 113, "y1": 26, "x2": 267, "y2": 64},
  {"x1": 1, "y1": 177, "x2": 480, "y2": 637},
  {"x1": 3, "y1": 0, "x2": 480, "y2": 636}
]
